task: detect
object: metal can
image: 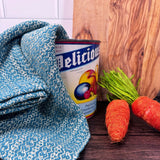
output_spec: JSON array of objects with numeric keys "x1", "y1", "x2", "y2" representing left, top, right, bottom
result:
[{"x1": 55, "y1": 39, "x2": 100, "y2": 118}]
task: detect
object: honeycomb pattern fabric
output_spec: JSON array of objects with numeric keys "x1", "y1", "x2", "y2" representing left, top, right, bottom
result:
[{"x1": 0, "y1": 20, "x2": 90, "y2": 160}]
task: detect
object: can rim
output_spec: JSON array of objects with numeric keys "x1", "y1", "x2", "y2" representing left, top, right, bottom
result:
[{"x1": 55, "y1": 39, "x2": 100, "y2": 44}]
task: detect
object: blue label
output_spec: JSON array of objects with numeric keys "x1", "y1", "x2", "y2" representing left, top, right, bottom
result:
[
  {"x1": 56, "y1": 45, "x2": 99, "y2": 72},
  {"x1": 78, "y1": 98, "x2": 97, "y2": 117}
]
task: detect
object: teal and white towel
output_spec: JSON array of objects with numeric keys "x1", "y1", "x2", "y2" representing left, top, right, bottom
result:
[{"x1": 0, "y1": 20, "x2": 90, "y2": 160}]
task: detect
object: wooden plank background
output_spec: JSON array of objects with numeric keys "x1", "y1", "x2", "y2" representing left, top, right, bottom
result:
[{"x1": 72, "y1": 0, "x2": 160, "y2": 101}]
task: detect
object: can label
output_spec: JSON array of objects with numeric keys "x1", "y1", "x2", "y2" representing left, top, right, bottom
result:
[{"x1": 55, "y1": 40, "x2": 100, "y2": 118}]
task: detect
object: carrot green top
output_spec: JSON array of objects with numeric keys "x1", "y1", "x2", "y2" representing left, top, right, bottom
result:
[{"x1": 98, "y1": 68, "x2": 140, "y2": 105}]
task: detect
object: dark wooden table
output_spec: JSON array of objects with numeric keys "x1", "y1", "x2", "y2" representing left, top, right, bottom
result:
[{"x1": 78, "y1": 97, "x2": 160, "y2": 160}]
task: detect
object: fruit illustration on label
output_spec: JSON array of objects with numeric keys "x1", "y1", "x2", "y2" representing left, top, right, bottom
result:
[
  {"x1": 79, "y1": 69, "x2": 96, "y2": 87},
  {"x1": 74, "y1": 82, "x2": 90, "y2": 100},
  {"x1": 74, "y1": 66, "x2": 98, "y2": 100}
]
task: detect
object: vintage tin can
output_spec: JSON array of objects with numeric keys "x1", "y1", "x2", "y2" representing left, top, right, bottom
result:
[{"x1": 55, "y1": 39, "x2": 100, "y2": 118}]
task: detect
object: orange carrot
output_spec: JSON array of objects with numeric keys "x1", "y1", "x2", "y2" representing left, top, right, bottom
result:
[
  {"x1": 99, "y1": 67, "x2": 160, "y2": 132},
  {"x1": 105, "y1": 99, "x2": 130, "y2": 143},
  {"x1": 132, "y1": 96, "x2": 160, "y2": 131}
]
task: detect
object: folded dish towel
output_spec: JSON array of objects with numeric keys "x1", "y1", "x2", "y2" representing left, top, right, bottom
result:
[{"x1": 0, "y1": 20, "x2": 90, "y2": 160}]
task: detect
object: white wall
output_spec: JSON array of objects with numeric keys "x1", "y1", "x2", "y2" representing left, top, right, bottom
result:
[{"x1": 0, "y1": 0, "x2": 73, "y2": 38}]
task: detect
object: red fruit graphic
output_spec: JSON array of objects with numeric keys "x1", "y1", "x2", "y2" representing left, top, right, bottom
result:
[{"x1": 84, "y1": 90, "x2": 91, "y2": 99}]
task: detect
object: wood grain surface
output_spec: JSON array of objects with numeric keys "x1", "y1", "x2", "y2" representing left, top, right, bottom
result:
[
  {"x1": 78, "y1": 101, "x2": 160, "y2": 160},
  {"x1": 73, "y1": 0, "x2": 160, "y2": 100}
]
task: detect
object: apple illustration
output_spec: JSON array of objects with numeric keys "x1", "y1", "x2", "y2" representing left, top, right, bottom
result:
[{"x1": 79, "y1": 69, "x2": 96, "y2": 87}]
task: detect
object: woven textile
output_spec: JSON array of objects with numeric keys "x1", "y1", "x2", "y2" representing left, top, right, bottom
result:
[{"x1": 0, "y1": 20, "x2": 90, "y2": 159}]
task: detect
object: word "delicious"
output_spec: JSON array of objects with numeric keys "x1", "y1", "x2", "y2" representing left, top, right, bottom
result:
[{"x1": 56, "y1": 47, "x2": 99, "y2": 72}]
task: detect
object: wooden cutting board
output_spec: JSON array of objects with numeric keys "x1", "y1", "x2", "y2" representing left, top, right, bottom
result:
[{"x1": 72, "y1": 0, "x2": 160, "y2": 101}]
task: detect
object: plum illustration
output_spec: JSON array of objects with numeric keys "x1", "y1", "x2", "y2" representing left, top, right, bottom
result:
[{"x1": 74, "y1": 82, "x2": 90, "y2": 100}]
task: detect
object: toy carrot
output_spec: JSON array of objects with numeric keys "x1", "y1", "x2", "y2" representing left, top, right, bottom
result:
[
  {"x1": 132, "y1": 96, "x2": 160, "y2": 131},
  {"x1": 99, "y1": 67, "x2": 160, "y2": 132},
  {"x1": 105, "y1": 99, "x2": 130, "y2": 143}
]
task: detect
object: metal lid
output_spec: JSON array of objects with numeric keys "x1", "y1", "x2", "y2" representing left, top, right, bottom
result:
[{"x1": 55, "y1": 39, "x2": 100, "y2": 44}]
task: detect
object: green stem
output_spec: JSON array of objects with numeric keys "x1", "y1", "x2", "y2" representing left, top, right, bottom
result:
[{"x1": 98, "y1": 68, "x2": 139, "y2": 105}]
